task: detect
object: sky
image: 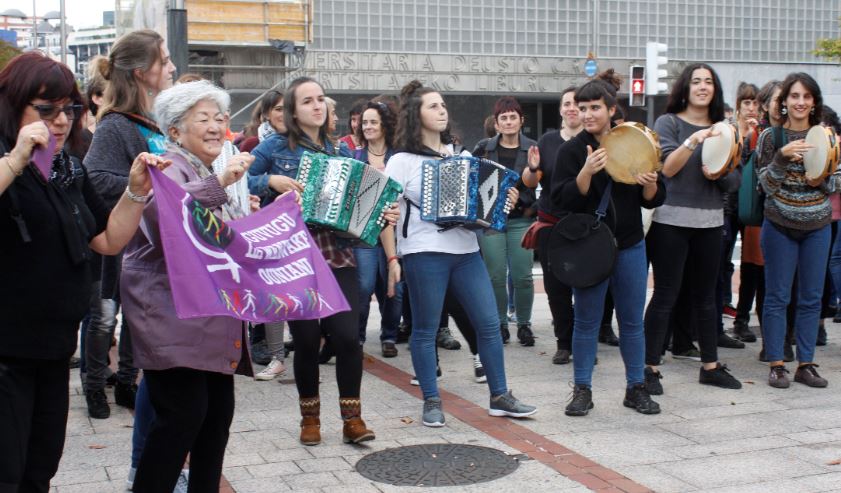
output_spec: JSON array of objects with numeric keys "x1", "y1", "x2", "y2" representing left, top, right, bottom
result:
[{"x1": 0, "y1": 0, "x2": 115, "y2": 30}]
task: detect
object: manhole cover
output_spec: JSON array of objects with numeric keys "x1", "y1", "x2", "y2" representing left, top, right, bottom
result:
[{"x1": 355, "y1": 443, "x2": 520, "y2": 487}]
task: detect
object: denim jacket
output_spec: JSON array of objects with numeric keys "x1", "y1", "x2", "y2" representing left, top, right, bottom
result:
[{"x1": 247, "y1": 133, "x2": 350, "y2": 201}]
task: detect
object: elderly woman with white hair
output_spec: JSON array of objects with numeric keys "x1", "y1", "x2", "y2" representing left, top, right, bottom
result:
[{"x1": 122, "y1": 80, "x2": 255, "y2": 493}]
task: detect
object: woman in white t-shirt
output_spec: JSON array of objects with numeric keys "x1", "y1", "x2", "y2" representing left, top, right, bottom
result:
[{"x1": 385, "y1": 80, "x2": 537, "y2": 427}]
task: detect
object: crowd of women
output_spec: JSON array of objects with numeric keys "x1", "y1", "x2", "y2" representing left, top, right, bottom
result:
[{"x1": 1, "y1": 28, "x2": 839, "y2": 492}]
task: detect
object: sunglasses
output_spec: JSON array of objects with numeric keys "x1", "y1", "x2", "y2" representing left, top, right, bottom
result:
[{"x1": 29, "y1": 103, "x2": 84, "y2": 121}]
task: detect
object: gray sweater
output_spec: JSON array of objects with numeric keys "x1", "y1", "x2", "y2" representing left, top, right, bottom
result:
[
  {"x1": 653, "y1": 114, "x2": 741, "y2": 213},
  {"x1": 84, "y1": 113, "x2": 153, "y2": 297}
]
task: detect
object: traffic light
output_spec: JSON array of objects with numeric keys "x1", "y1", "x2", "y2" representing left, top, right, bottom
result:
[
  {"x1": 645, "y1": 42, "x2": 668, "y2": 96},
  {"x1": 629, "y1": 65, "x2": 645, "y2": 107}
]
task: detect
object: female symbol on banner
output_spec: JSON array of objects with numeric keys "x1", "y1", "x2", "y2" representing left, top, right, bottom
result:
[{"x1": 584, "y1": 58, "x2": 598, "y2": 78}]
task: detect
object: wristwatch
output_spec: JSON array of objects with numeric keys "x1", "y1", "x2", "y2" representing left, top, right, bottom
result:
[{"x1": 682, "y1": 138, "x2": 697, "y2": 151}]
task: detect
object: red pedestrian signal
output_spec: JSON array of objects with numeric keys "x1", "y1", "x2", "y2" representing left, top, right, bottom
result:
[{"x1": 632, "y1": 79, "x2": 645, "y2": 94}]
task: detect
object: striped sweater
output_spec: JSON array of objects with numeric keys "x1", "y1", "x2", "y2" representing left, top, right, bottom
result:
[{"x1": 756, "y1": 127, "x2": 831, "y2": 231}]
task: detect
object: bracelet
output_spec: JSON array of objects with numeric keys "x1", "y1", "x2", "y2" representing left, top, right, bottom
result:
[
  {"x1": 682, "y1": 138, "x2": 697, "y2": 151},
  {"x1": 387, "y1": 255, "x2": 399, "y2": 265},
  {"x1": 125, "y1": 186, "x2": 148, "y2": 203},
  {"x1": 3, "y1": 154, "x2": 22, "y2": 177}
]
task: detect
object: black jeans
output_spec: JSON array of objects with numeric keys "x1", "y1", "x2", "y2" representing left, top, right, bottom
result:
[
  {"x1": 0, "y1": 357, "x2": 69, "y2": 493},
  {"x1": 133, "y1": 368, "x2": 234, "y2": 493},
  {"x1": 645, "y1": 223, "x2": 722, "y2": 365},
  {"x1": 537, "y1": 226, "x2": 574, "y2": 349},
  {"x1": 736, "y1": 262, "x2": 765, "y2": 326},
  {"x1": 716, "y1": 214, "x2": 740, "y2": 333},
  {"x1": 84, "y1": 281, "x2": 137, "y2": 392},
  {"x1": 289, "y1": 267, "x2": 362, "y2": 398}
]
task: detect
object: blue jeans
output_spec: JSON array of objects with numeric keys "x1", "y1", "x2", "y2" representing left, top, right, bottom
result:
[
  {"x1": 572, "y1": 240, "x2": 647, "y2": 388},
  {"x1": 354, "y1": 245, "x2": 403, "y2": 343},
  {"x1": 829, "y1": 223, "x2": 841, "y2": 305},
  {"x1": 402, "y1": 252, "x2": 507, "y2": 399},
  {"x1": 131, "y1": 378, "x2": 155, "y2": 468},
  {"x1": 761, "y1": 220, "x2": 831, "y2": 363}
]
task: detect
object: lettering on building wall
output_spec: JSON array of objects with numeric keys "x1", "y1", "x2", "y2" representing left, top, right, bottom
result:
[{"x1": 306, "y1": 52, "x2": 605, "y2": 93}]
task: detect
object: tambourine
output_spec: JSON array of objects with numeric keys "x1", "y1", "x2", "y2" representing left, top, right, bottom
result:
[
  {"x1": 803, "y1": 125, "x2": 841, "y2": 180},
  {"x1": 600, "y1": 122, "x2": 662, "y2": 184},
  {"x1": 701, "y1": 122, "x2": 742, "y2": 179}
]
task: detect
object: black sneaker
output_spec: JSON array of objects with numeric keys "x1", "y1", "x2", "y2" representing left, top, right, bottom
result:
[
  {"x1": 598, "y1": 324, "x2": 619, "y2": 346},
  {"x1": 644, "y1": 367, "x2": 663, "y2": 395},
  {"x1": 86, "y1": 389, "x2": 110, "y2": 419},
  {"x1": 500, "y1": 323, "x2": 510, "y2": 344},
  {"x1": 733, "y1": 320, "x2": 757, "y2": 343},
  {"x1": 699, "y1": 363, "x2": 742, "y2": 389},
  {"x1": 436, "y1": 327, "x2": 462, "y2": 350},
  {"x1": 817, "y1": 322, "x2": 827, "y2": 346},
  {"x1": 396, "y1": 323, "x2": 411, "y2": 344},
  {"x1": 784, "y1": 343, "x2": 795, "y2": 362},
  {"x1": 517, "y1": 323, "x2": 535, "y2": 346},
  {"x1": 564, "y1": 385, "x2": 593, "y2": 416},
  {"x1": 381, "y1": 342, "x2": 398, "y2": 358},
  {"x1": 623, "y1": 384, "x2": 661, "y2": 414},
  {"x1": 717, "y1": 333, "x2": 745, "y2": 349},
  {"x1": 552, "y1": 348, "x2": 571, "y2": 365},
  {"x1": 114, "y1": 382, "x2": 138, "y2": 409}
]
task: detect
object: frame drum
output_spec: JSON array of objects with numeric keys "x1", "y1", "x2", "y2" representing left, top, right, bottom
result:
[
  {"x1": 701, "y1": 122, "x2": 742, "y2": 179},
  {"x1": 803, "y1": 125, "x2": 840, "y2": 180},
  {"x1": 601, "y1": 122, "x2": 662, "y2": 184}
]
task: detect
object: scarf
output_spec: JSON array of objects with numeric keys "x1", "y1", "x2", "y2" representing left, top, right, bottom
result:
[
  {"x1": 258, "y1": 121, "x2": 276, "y2": 143},
  {"x1": 211, "y1": 140, "x2": 252, "y2": 216},
  {"x1": 42, "y1": 150, "x2": 91, "y2": 265},
  {"x1": 165, "y1": 143, "x2": 246, "y2": 221}
]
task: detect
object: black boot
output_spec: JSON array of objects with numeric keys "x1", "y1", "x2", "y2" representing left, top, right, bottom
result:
[
  {"x1": 114, "y1": 382, "x2": 138, "y2": 410},
  {"x1": 500, "y1": 323, "x2": 510, "y2": 344},
  {"x1": 598, "y1": 324, "x2": 619, "y2": 346},
  {"x1": 817, "y1": 320, "x2": 827, "y2": 346},
  {"x1": 733, "y1": 319, "x2": 757, "y2": 343},
  {"x1": 517, "y1": 323, "x2": 535, "y2": 346}
]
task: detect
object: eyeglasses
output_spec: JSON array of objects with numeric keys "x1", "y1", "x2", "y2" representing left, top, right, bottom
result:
[{"x1": 29, "y1": 103, "x2": 84, "y2": 121}]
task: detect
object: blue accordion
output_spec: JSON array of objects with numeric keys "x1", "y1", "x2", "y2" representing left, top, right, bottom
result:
[{"x1": 420, "y1": 156, "x2": 520, "y2": 232}]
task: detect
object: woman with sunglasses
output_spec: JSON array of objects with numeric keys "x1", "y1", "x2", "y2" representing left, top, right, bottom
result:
[{"x1": 0, "y1": 51, "x2": 167, "y2": 492}]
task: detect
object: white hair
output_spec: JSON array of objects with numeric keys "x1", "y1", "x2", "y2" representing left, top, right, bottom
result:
[{"x1": 153, "y1": 80, "x2": 231, "y2": 137}]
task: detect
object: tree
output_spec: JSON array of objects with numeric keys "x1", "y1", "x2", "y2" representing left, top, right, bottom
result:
[
  {"x1": 0, "y1": 40, "x2": 22, "y2": 70},
  {"x1": 814, "y1": 19, "x2": 841, "y2": 63}
]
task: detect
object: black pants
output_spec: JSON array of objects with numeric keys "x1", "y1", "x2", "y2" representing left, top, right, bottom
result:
[
  {"x1": 133, "y1": 368, "x2": 234, "y2": 493},
  {"x1": 737, "y1": 262, "x2": 765, "y2": 326},
  {"x1": 668, "y1": 266, "x2": 699, "y2": 354},
  {"x1": 645, "y1": 223, "x2": 722, "y2": 365},
  {"x1": 0, "y1": 357, "x2": 69, "y2": 493},
  {"x1": 84, "y1": 281, "x2": 138, "y2": 392},
  {"x1": 537, "y1": 226, "x2": 574, "y2": 349},
  {"x1": 290, "y1": 267, "x2": 362, "y2": 398}
]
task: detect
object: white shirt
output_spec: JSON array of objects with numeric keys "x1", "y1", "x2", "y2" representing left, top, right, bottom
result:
[{"x1": 385, "y1": 146, "x2": 479, "y2": 256}]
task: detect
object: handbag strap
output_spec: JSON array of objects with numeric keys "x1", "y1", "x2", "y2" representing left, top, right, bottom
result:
[{"x1": 595, "y1": 180, "x2": 613, "y2": 222}]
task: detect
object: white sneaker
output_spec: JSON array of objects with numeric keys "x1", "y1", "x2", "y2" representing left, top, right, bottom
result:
[
  {"x1": 473, "y1": 354, "x2": 487, "y2": 383},
  {"x1": 255, "y1": 358, "x2": 286, "y2": 381},
  {"x1": 173, "y1": 469, "x2": 189, "y2": 493}
]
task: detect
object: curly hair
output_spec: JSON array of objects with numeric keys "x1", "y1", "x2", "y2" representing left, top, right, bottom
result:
[
  {"x1": 395, "y1": 80, "x2": 453, "y2": 153},
  {"x1": 777, "y1": 72, "x2": 823, "y2": 127},
  {"x1": 666, "y1": 63, "x2": 725, "y2": 123},
  {"x1": 355, "y1": 97, "x2": 398, "y2": 149}
]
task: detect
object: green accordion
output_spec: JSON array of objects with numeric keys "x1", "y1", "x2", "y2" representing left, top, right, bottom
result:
[{"x1": 296, "y1": 151, "x2": 403, "y2": 247}]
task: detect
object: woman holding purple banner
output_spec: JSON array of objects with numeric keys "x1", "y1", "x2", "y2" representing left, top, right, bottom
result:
[
  {"x1": 0, "y1": 51, "x2": 168, "y2": 492},
  {"x1": 120, "y1": 80, "x2": 256, "y2": 493}
]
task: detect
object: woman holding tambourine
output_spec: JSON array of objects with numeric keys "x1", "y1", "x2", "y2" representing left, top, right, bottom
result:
[
  {"x1": 643, "y1": 64, "x2": 743, "y2": 394},
  {"x1": 550, "y1": 70, "x2": 665, "y2": 417},
  {"x1": 757, "y1": 72, "x2": 834, "y2": 389}
]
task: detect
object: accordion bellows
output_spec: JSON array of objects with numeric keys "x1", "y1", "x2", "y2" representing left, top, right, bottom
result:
[
  {"x1": 296, "y1": 152, "x2": 403, "y2": 247},
  {"x1": 421, "y1": 156, "x2": 519, "y2": 231}
]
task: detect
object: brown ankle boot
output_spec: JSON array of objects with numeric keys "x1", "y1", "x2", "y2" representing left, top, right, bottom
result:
[
  {"x1": 339, "y1": 397, "x2": 375, "y2": 444},
  {"x1": 299, "y1": 396, "x2": 321, "y2": 446}
]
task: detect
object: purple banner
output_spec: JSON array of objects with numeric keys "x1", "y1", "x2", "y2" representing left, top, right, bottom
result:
[{"x1": 149, "y1": 167, "x2": 349, "y2": 322}]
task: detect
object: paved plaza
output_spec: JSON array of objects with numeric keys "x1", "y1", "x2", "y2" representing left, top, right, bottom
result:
[{"x1": 53, "y1": 289, "x2": 841, "y2": 492}]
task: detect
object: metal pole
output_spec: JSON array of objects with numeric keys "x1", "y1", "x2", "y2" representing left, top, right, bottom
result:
[
  {"x1": 32, "y1": 0, "x2": 37, "y2": 49},
  {"x1": 59, "y1": 0, "x2": 67, "y2": 64},
  {"x1": 167, "y1": 0, "x2": 188, "y2": 78},
  {"x1": 647, "y1": 95, "x2": 655, "y2": 129}
]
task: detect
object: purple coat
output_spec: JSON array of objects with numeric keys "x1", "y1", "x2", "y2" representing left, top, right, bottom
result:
[{"x1": 121, "y1": 151, "x2": 252, "y2": 375}]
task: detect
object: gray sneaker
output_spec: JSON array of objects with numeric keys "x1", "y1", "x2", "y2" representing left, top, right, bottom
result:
[
  {"x1": 422, "y1": 397, "x2": 445, "y2": 427},
  {"x1": 489, "y1": 390, "x2": 537, "y2": 418},
  {"x1": 126, "y1": 467, "x2": 136, "y2": 491}
]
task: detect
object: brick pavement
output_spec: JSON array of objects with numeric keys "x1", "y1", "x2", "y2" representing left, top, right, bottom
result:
[{"x1": 52, "y1": 290, "x2": 841, "y2": 492}]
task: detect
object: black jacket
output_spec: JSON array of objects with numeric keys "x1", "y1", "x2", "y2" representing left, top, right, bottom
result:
[
  {"x1": 473, "y1": 133, "x2": 537, "y2": 218},
  {"x1": 550, "y1": 130, "x2": 666, "y2": 250}
]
